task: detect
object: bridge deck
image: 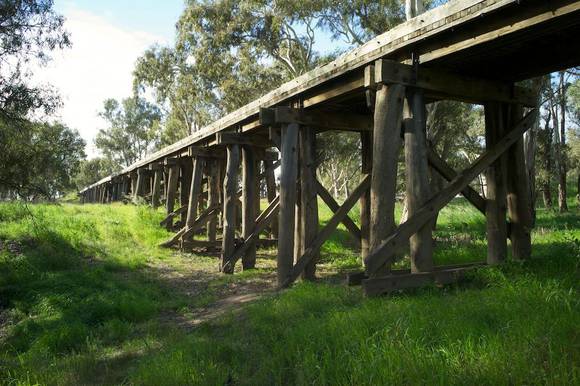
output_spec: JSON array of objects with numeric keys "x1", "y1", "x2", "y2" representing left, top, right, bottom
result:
[{"x1": 81, "y1": 0, "x2": 580, "y2": 193}]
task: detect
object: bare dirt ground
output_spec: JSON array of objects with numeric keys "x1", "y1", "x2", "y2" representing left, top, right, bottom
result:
[{"x1": 150, "y1": 251, "x2": 278, "y2": 331}]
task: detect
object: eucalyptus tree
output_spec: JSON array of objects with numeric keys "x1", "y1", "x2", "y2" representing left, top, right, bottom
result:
[{"x1": 95, "y1": 97, "x2": 162, "y2": 168}]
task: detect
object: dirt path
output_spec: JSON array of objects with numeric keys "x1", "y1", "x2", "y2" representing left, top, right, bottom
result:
[{"x1": 148, "y1": 253, "x2": 277, "y2": 331}]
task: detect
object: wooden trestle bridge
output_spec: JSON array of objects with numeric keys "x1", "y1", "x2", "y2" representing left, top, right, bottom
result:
[{"x1": 79, "y1": 0, "x2": 580, "y2": 296}]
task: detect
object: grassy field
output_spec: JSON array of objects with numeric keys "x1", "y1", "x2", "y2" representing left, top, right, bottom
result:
[{"x1": 0, "y1": 195, "x2": 578, "y2": 385}]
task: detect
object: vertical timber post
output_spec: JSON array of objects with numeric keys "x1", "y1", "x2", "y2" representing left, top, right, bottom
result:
[
  {"x1": 242, "y1": 145, "x2": 257, "y2": 269},
  {"x1": 165, "y1": 163, "x2": 180, "y2": 230},
  {"x1": 360, "y1": 131, "x2": 372, "y2": 263},
  {"x1": 207, "y1": 159, "x2": 220, "y2": 249},
  {"x1": 180, "y1": 158, "x2": 193, "y2": 227},
  {"x1": 403, "y1": 88, "x2": 434, "y2": 272},
  {"x1": 484, "y1": 102, "x2": 508, "y2": 264},
  {"x1": 185, "y1": 156, "x2": 204, "y2": 237},
  {"x1": 151, "y1": 166, "x2": 162, "y2": 208},
  {"x1": 367, "y1": 82, "x2": 405, "y2": 276},
  {"x1": 506, "y1": 103, "x2": 533, "y2": 260},
  {"x1": 221, "y1": 145, "x2": 241, "y2": 273},
  {"x1": 277, "y1": 123, "x2": 299, "y2": 285},
  {"x1": 299, "y1": 127, "x2": 319, "y2": 280},
  {"x1": 264, "y1": 159, "x2": 278, "y2": 238}
]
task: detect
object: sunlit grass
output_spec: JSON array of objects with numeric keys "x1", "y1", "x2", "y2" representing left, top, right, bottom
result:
[{"x1": 0, "y1": 194, "x2": 578, "y2": 385}]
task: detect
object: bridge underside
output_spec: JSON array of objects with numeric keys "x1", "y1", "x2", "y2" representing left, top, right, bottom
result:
[{"x1": 80, "y1": 0, "x2": 580, "y2": 296}]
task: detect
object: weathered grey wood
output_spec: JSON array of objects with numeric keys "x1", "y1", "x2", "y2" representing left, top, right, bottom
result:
[
  {"x1": 277, "y1": 123, "x2": 299, "y2": 285},
  {"x1": 160, "y1": 204, "x2": 220, "y2": 248},
  {"x1": 165, "y1": 165, "x2": 180, "y2": 230},
  {"x1": 369, "y1": 83, "x2": 405, "y2": 276},
  {"x1": 427, "y1": 148, "x2": 486, "y2": 214},
  {"x1": 264, "y1": 159, "x2": 278, "y2": 238},
  {"x1": 207, "y1": 160, "x2": 220, "y2": 248},
  {"x1": 281, "y1": 174, "x2": 371, "y2": 288},
  {"x1": 180, "y1": 158, "x2": 193, "y2": 226},
  {"x1": 484, "y1": 102, "x2": 508, "y2": 265},
  {"x1": 223, "y1": 195, "x2": 280, "y2": 271},
  {"x1": 151, "y1": 169, "x2": 162, "y2": 208},
  {"x1": 260, "y1": 107, "x2": 373, "y2": 132},
  {"x1": 184, "y1": 157, "x2": 204, "y2": 241},
  {"x1": 299, "y1": 127, "x2": 319, "y2": 280},
  {"x1": 403, "y1": 89, "x2": 433, "y2": 272},
  {"x1": 347, "y1": 261, "x2": 485, "y2": 286},
  {"x1": 362, "y1": 265, "x2": 478, "y2": 297},
  {"x1": 221, "y1": 144, "x2": 241, "y2": 273},
  {"x1": 315, "y1": 179, "x2": 361, "y2": 243},
  {"x1": 506, "y1": 104, "x2": 533, "y2": 260},
  {"x1": 360, "y1": 131, "x2": 372, "y2": 261},
  {"x1": 242, "y1": 145, "x2": 257, "y2": 270},
  {"x1": 375, "y1": 59, "x2": 536, "y2": 107},
  {"x1": 364, "y1": 109, "x2": 536, "y2": 275},
  {"x1": 135, "y1": 170, "x2": 146, "y2": 200},
  {"x1": 160, "y1": 205, "x2": 187, "y2": 227}
]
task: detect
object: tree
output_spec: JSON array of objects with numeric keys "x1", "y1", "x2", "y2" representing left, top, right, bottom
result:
[
  {"x1": 73, "y1": 158, "x2": 121, "y2": 191},
  {"x1": 0, "y1": 117, "x2": 85, "y2": 199},
  {"x1": 0, "y1": 0, "x2": 70, "y2": 119},
  {"x1": 95, "y1": 97, "x2": 162, "y2": 168}
]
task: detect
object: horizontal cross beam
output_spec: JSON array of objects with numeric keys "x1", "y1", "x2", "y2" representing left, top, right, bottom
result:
[
  {"x1": 375, "y1": 59, "x2": 536, "y2": 107},
  {"x1": 260, "y1": 107, "x2": 373, "y2": 132}
]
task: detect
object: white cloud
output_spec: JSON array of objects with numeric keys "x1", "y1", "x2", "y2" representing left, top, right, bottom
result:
[{"x1": 33, "y1": 7, "x2": 165, "y2": 157}]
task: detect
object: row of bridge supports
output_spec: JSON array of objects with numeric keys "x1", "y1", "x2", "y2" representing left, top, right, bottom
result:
[{"x1": 79, "y1": 59, "x2": 536, "y2": 295}]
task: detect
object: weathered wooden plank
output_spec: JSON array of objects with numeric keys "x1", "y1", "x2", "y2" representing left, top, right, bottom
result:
[
  {"x1": 160, "y1": 205, "x2": 187, "y2": 227},
  {"x1": 277, "y1": 123, "x2": 299, "y2": 285},
  {"x1": 222, "y1": 196, "x2": 280, "y2": 272},
  {"x1": 207, "y1": 160, "x2": 220, "y2": 248},
  {"x1": 364, "y1": 109, "x2": 537, "y2": 275},
  {"x1": 264, "y1": 159, "x2": 279, "y2": 238},
  {"x1": 427, "y1": 147, "x2": 486, "y2": 214},
  {"x1": 369, "y1": 83, "x2": 405, "y2": 276},
  {"x1": 260, "y1": 107, "x2": 372, "y2": 132},
  {"x1": 484, "y1": 102, "x2": 508, "y2": 265},
  {"x1": 315, "y1": 179, "x2": 362, "y2": 244},
  {"x1": 281, "y1": 174, "x2": 371, "y2": 288},
  {"x1": 160, "y1": 204, "x2": 221, "y2": 248},
  {"x1": 299, "y1": 128, "x2": 319, "y2": 280},
  {"x1": 151, "y1": 168, "x2": 162, "y2": 208},
  {"x1": 403, "y1": 88, "x2": 434, "y2": 272},
  {"x1": 184, "y1": 157, "x2": 204, "y2": 239},
  {"x1": 221, "y1": 145, "x2": 241, "y2": 273},
  {"x1": 165, "y1": 165, "x2": 180, "y2": 230},
  {"x1": 360, "y1": 131, "x2": 372, "y2": 262},
  {"x1": 347, "y1": 261, "x2": 485, "y2": 286},
  {"x1": 241, "y1": 145, "x2": 257, "y2": 270},
  {"x1": 375, "y1": 59, "x2": 536, "y2": 106},
  {"x1": 362, "y1": 265, "x2": 479, "y2": 297},
  {"x1": 505, "y1": 104, "x2": 533, "y2": 260},
  {"x1": 180, "y1": 158, "x2": 194, "y2": 226}
]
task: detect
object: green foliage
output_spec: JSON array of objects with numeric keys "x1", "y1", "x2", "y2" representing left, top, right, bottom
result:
[
  {"x1": 0, "y1": 196, "x2": 578, "y2": 384},
  {"x1": 95, "y1": 97, "x2": 162, "y2": 168},
  {"x1": 73, "y1": 157, "x2": 121, "y2": 190},
  {"x1": 0, "y1": 117, "x2": 86, "y2": 199},
  {"x1": 0, "y1": 0, "x2": 70, "y2": 119}
]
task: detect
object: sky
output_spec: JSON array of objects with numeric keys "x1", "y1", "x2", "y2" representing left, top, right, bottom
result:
[
  {"x1": 34, "y1": 1, "x2": 348, "y2": 158},
  {"x1": 34, "y1": 0, "x2": 184, "y2": 156}
]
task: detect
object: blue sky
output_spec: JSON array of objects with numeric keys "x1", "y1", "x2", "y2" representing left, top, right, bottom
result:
[
  {"x1": 37, "y1": 1, "x2": 349, "y2": 157},
  {"x1": 54, "y1": 0, "x2": 185, "y2": 43}
]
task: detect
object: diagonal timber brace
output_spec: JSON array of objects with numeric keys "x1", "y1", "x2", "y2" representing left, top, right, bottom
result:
[
  {"x1": 159, "y1": 204, "x2": 221, "y2": 248},
  {"x1": 315, "y1": 179, "x2": 362, "y2": 244},
  {"x1": 364, "y1": 109, "x2": 537, "y2": 276},
  {"x1": 281, "y1": 174, "x2": 371, "y2": 288},
  {"x1": 222, "y1": 195, "x2": 281, "y2": 272}
]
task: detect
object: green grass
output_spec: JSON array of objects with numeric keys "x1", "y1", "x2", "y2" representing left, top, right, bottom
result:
[{"x1": 0, "y1": 195, "x2": 578, "y2": 385}]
